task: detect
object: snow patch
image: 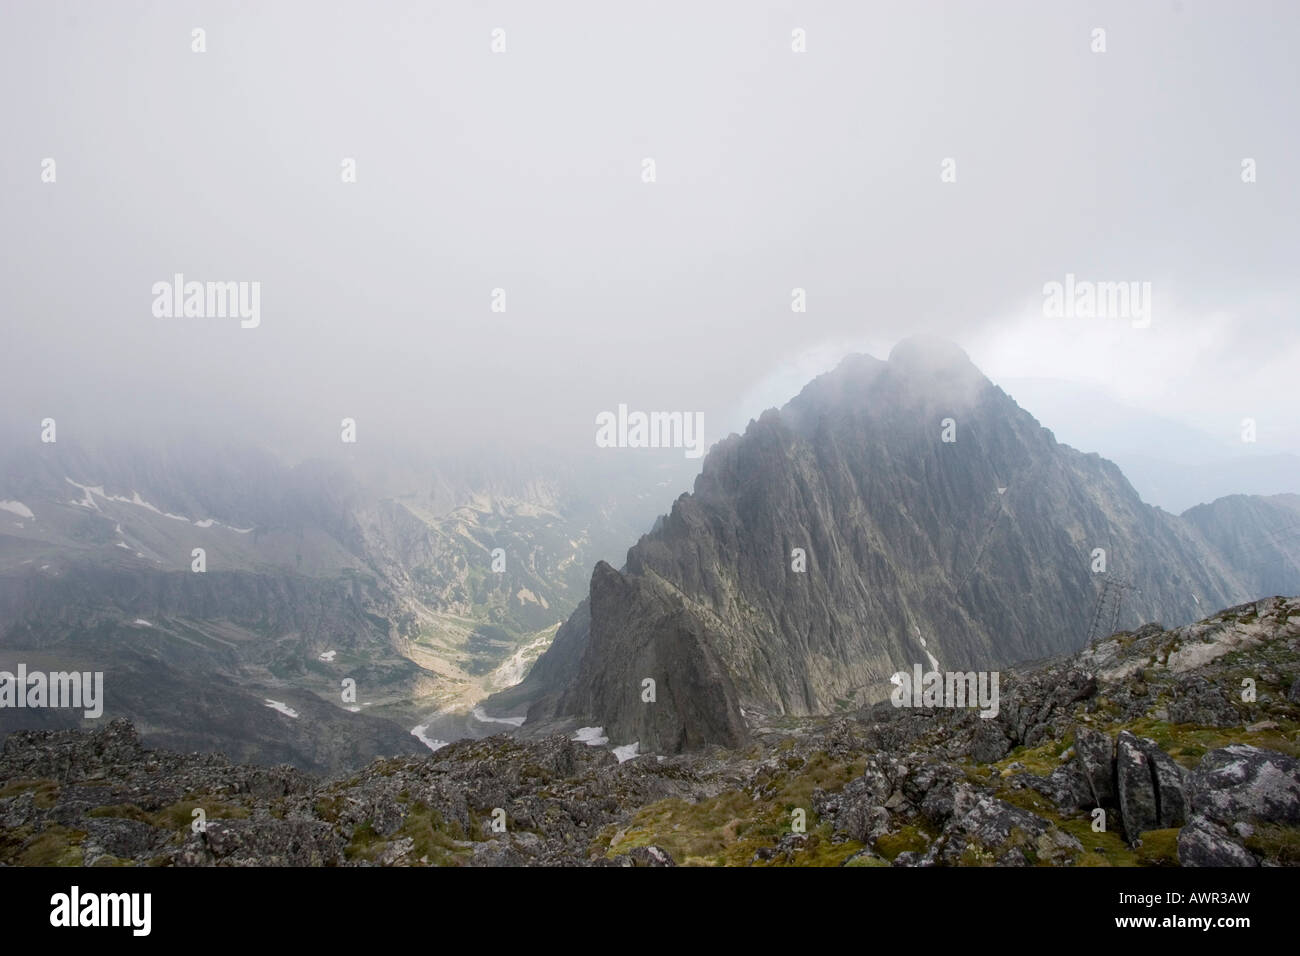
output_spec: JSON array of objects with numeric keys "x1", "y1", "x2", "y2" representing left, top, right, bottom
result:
[
  {"x1": 133, "y1": 619, "x2": 153, "y2": 627},
  {"x1": 264, "y1": 699, "x2": 299, "y2": 719},
  {"x1": 318, "y1": 650, "x2": 337, "y2": 662},
  {"x1": 573, "y1": 726, "x2": 609, "y2": 746},
  {"x1": 63, "y1": 478, "x2": 254, "y2": 533},
  {"x1": 472, "y1": 706, "x2": 525, "y2": 727},
  {"x1": 65, "y1": 480, "x2": 102, "y2": 510},
  {"x1": 613, "y1": 742, "x2": 640, "y2": 763},
  {"x1": 410, "y1": 724, "x2": 449, "y2": 752},
  {"x1": 0, "y1": 501, "x2": 34, "y2": 520}
]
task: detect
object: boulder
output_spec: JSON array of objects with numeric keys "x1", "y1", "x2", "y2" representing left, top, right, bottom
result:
[
  {"x1": 1115, "y1": 732, "x2": 1159, "y2": 843},
  {"x1": 968, "y1": 721, "x2": 1014, "y2": 763},
  {"x1": 1185, "y1": 745, "x2": 1300, "y2": 827},
  {"x1": 924, "y1": 785, "x2": 1080, "y2": 866},
  {"x1": 1021, "y1": 764, "x2": 1092, "y2": 815},
  {"x1": 615, "y1": 844, "x2": 676, "y2": 867},
  {"x1": 1073, "y1": 726, "x2": 1115, "y2": 807},
  {"x1": 1177, "y1": 816, "x2": 1259, "y2": 867},
  {"x1": 1139, "y1": 739, "x2": 1188, "y2": 828}
]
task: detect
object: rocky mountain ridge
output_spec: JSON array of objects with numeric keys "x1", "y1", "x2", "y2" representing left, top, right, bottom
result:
[
  {"x1": 501, "y1": 340, "x2": 1292, "y2": 754},
  {"x1": 2, "y1": 596, "x2": 1296, "y2": 867}
]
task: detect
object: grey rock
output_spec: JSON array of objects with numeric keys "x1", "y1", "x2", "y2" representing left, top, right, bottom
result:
[
  {"x1": 1138, "y1": 738, "x2": 1188, "y2": 828},
  {"x1": 80, "y1": 818, "x2": 168, "y2": 863},
  {"x1": 179, "y1": 819, "x2": 345, "y2": 867},
  {"x1": 616, "y1": 844, "x2": 676, "y2": 867},
  {"x1": 925, "y1": 785, "x2": 1080, "y2": 866},
  {"x1": 1116, "y1": 732, "x2": 1158, "y2": 843},
  {"x1": 1177, "y1": 816, "x2": 1259, "y2": 867},
  {"x1": 1074, "y1": 726, "x2": 1115, "y2": 808},
  {"x1": 1186, "y1": 745, "x2": 1300, "y2": 827},
  {"x1": 969, "y1": 721, "x2": 1014, "y2": 763},
  {"x1": 1167, "y1": 677, "x2": 1242, "y2": 728},
  {"x1": 1021, "y1": 764, "x2": 1092, "y2": 815}
]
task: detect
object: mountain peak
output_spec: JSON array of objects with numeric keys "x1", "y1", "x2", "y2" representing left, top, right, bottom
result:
[{"x1": 887, "y1": 335, "x2": 975, "y2": 371}]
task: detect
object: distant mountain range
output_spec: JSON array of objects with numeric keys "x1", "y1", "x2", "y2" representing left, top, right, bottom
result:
[
  {"x1": 0, "y1": 439, "x2": 694, "y2": 771},
  {"x1": 2, "y1": 339, "x2": 1295, "y2": 770},
  {"x1": 999, "y1": 377, "x2": 1300, "y2": 514}
]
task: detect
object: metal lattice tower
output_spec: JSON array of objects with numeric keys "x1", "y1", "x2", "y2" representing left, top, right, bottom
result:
[{"x1": 1086, "y1": 575, "x2": 1138, "y2": 645}]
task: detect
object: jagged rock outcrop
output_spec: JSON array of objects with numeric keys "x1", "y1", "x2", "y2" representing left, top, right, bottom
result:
[
  {"x1": 2, "y1": 599, "x2": 1297, "y2": 867},
  {"x1": 1114, "y1": 731, "x2": 1188, "y2": 841}
]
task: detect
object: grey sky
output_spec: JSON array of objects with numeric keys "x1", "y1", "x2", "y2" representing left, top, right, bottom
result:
[{"x1": 3, "y1": 0, "x2": 1297, "y2": 465}]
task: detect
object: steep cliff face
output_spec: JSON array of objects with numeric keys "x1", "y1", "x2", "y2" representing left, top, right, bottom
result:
[
  {"x1": 1181, "y1": 494, "x2": 1300, "y2": 599},
  {"x1": 510, "y1": 339, "x2": 1275, "y2": 753}
]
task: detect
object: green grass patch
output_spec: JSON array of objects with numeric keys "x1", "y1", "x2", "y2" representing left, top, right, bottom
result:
[
  {"x1": 1135, "y1": 828, "x2": 1181, "y2": 866},
  {"x1": 873, "y1": 825, "x2": 931, "y2": 861},
  {"x1": 1120, "y1": 717, "x2": 1300, "y2": 767},
  {"x1": 1243, "y1": 824, "x2": 1300, "y2": 865},
  {"x1": 6, "y1": 824, "x2": 87, "y2": 866},
  {"x1": 0, "y1": 778, "x2": 59, "y2": 809},
  {"x1": 601, "y1": 751, "x2": 866, "y2": 866}
]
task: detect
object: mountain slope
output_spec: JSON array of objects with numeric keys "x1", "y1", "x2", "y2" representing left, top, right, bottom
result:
[
  {"x1": 1181, "y1": 494, "x2": 1300, "y2": 598},
  {"x1": 503, "y1": 339, "x2": 1281, "y2": 753},
  {"x1": 0, "y1": 440, "x2": 690, "y2": 769}
]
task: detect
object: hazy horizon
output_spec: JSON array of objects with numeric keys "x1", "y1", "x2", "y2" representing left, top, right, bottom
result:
[{"x1": 3, "y1": 0, "x2": 1297, "y2": 480}]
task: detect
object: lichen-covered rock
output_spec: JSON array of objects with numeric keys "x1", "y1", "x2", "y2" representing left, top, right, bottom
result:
[
  {"x1": 923, "y1": 785, "x2": 1081, "y2": 866},
  {"x1": 613, "y1": 844, "x2": 675, "y2": 867},
  {"x1": 1186, "y1": 745, "x2": 1300, "y2": 827},
  {"x1": 1020, "y1": 764, "x2": 1092, "y2": 815},
  {"x1": 1167, "y1": 676, "x2": 1242, "y2": 727},
  {"x1": 177, "y1": 819, "x2": 348, "y2": 867},
  {"x1": 1116, "y1": 732, "x2": 1158, "y2": 843},
  {"x1": 1074, "y1": 726, "x2": 1115, "y2": 808},
  {"x1": 1177, "y1": 817, "x2": 1259, "y2": 867},
  {"x1": 1174, "y1": 745, "x2": 1300, "y2": 866},
  {"x1": 80, "y1": 818, "x2": 168, "y2": 864},
  {"x1": 1139, "y1": 739, "x2": 1188, "y2": 828},
  {"x1": 968, "y1": 721, "x2": 1014, "y2": 763}
]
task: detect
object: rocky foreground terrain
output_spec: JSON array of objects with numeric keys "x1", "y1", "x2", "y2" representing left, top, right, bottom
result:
[{"x1": 2, "y1": 596, "x2": 1297, "y2": 867}]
